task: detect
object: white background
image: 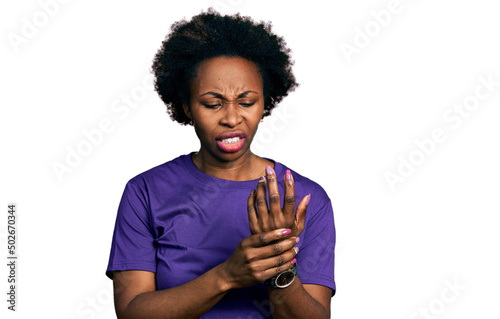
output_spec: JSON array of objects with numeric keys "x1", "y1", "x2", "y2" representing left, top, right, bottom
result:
[{"x1": 1, "y1": 0, "x2": 499, "y2": 318}]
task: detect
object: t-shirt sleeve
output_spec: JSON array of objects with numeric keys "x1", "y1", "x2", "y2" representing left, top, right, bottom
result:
[
  {"x1": 106, "y1": 180, "x2": 157, "y2": 279},
  {"x1": 296, "y1": 196, "x2": 336, "y2": 295}
]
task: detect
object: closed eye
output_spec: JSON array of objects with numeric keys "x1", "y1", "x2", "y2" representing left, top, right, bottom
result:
[
  {"x1": 203, "y1": 104, "x2": 221, "y2": 109},
  {"x1": 239, "y1": 102, "x2": 255, "y2": 107},
  {"x1": 203, "y1": 102, "x2": 255, "y2": 108}
]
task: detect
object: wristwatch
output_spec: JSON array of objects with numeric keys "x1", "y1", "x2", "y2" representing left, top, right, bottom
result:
[{"x1": 265, "y1": 263, "x2": 297, "y2": 288}]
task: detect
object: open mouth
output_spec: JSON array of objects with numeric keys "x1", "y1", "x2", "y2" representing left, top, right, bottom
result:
[
  {"x1": 216, "y1": 137, "x2": 245, "y2": 153},
  {"x1": 215, "y1": 131, "x2": 247, "y2": 153},
  {"x1": 220, "y1": 137, "x2": 241, "y2": 144}
]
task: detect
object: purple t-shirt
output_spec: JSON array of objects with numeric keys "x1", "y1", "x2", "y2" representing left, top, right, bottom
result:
[{"x1": 106, "y1": 153, "x2": 335, "y2": 318}]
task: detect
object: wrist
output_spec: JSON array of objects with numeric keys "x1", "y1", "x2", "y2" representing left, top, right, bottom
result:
[{"x1": 213, "y1": 262, "x2": 234, "y2": 293}]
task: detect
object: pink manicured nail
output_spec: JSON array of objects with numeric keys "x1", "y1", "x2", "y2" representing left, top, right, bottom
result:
[
  {"x1": 295, "y1": 237, "x2": 300, "y2": 243},
  {"x1": 266, "y1": 165, "x2": 274, "y2": 175},
  {"x1": 250, "y1": 189, "x2": 255, "y2": 195},
  {"x1": 291, "y1": 258, "x2": 297, "y2": 265},
  {"x1": 281, "y1": 229, "x2": 291, "y2": 236},
  {"x1": 259, "y1": 176, "x2": 266, "y2": 183},
  {"x1": 285, "y1": 170, "x2": 292, "y2": 180},
  {"x1": 306, "y1": 194, "x2": 311, "y2": 206},
  {"x1": 294, "y1": 247, "x2": 299, "y2": 254}
]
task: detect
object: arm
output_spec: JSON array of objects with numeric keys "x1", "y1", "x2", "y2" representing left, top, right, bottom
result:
[
  {"x1": 266, "y1": 280, "x2": 332, "y2": 318},
  {"x1": 113, "y1": 267, "x2": 227, "y2": 319},
  {"x1": 112, "y1": 266, "x2": 228, "y2": 319},
  {"x1": 112, "y1": 229, "x2": 299, "y2": 319}
]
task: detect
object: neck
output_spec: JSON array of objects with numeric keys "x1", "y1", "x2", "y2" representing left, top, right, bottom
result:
[{"x1": 192, "y1": 149, "x2": 268, "y2": 181}]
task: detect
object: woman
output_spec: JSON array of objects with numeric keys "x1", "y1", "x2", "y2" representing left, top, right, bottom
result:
[{"x1": 106, "y1": 9, "x2": 335, "y2": 318}]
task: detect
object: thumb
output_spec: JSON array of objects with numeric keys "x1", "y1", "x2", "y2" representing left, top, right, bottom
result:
[{"x1": 295, "y1": 194, "x2": 310, "y2": 234}]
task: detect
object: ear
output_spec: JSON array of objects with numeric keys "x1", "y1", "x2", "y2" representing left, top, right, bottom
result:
[{"x1": 182, "y1": 103, "x2": 192, "y2": 120}]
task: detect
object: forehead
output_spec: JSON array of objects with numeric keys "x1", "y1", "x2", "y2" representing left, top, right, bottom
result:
[{"x1": 191, "y1": 56, "x2": 263, "y2": 95}]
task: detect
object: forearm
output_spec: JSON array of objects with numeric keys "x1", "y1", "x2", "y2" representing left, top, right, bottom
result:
[
  {"x1": 120, "y1": 264, "x2": 229, "y2": 319},
  {"x1": 267, "y1": 277, "x2": 329, "y2": 319}
]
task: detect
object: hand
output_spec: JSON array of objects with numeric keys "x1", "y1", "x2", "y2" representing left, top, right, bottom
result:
[
  {"x1": 219, "y1": 229, "x2": 299, "y2": 290},
  {"x1": 247, "y1": 166, "x2": 310, "y2": 238}
]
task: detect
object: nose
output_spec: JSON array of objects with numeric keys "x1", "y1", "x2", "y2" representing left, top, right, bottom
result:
[{"x1": 219, "y1": 101, "x2": 243, "y2": 128}]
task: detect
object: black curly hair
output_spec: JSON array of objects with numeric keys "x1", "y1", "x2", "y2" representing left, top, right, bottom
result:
[{"x1": 151, "y1": 8, "x2": 298, "y2": 125}]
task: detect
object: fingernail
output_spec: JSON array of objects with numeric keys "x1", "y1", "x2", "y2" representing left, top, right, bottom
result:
[
  {"x1": 294, "y1": 247, "x2": 299, "y2": 254},
  {"x1": 281, "y1": 229, "x2": 291, "y2": 236},
  {"x1": 295, "y1": 237, "x2": 300, "y2": 243},
  {"x1": 306, "y1": 194, "x2": 311, "y2": 206},
  {"x1": 250, "y1": 189, "x2": 255, "y2": 195},
  {"x1": 285, "y1": 169, "x2": 292, "y2": 180},
  {"x1": 259, "y1": 176, "x2": 266, "y2": 183},
  {"x1": 291, "y1": 258, "x2": 297, "y2": 265},
  {"x1": 266, "y1": 165, "x2": 274, "y2": 175}
]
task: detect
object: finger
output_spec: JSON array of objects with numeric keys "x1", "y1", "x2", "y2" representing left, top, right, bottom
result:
[
  {"x1": 295, "y1": 194, "x2": 310, "y2": 234},
  {"x1": 283, "y1": 169, "x2": 296, "y2": 222},
  {"x1": 247, "y1": 189, "x2": 260, "y2": 234},
  {"x1": 261, "y1": 258, "x2": 297, "y2": 282},
  {"x1": 265, "y1": 165, "x2": 282, "y2": 222},
  {"x1": 251, "y1": 245, "x2": 297, "y2": 272},
  {"x1": 267, "y1": 245, "x2": 299, "y2": 267},
  {"x1": 256, "y1": 176, "x2": 270, "y2": 230},
  {"x1": 251, "y1": 236, "x2": 298, "y2": 260},
  {"x1": 243, "y1": 228, "x2": 292, "y2": 248}
]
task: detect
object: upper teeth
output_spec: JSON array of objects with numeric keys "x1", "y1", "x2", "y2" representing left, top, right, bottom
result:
[{"x1": 221, "y1": 137, "x2": 240, "y2": 144}]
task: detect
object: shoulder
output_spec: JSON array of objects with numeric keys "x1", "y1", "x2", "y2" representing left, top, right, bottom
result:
[
  {"x1": 125, "y1": 153, "x2": 191, "y2": 189},
  {"x1": 117, "y1": 154, "x2": 193, "y2": 211}
]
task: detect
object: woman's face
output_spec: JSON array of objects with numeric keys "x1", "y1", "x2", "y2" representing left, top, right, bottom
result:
[{"x1": 184, "y1": 56, "x2": 265, "y2": 163}]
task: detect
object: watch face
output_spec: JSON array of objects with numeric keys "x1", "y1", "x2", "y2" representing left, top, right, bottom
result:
[{"x1": 276, "y1": 270, "x2": 295, "y2": 288}]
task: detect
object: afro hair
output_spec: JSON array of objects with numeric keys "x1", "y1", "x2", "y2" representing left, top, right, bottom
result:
[{"x1": 151, "y1": 8, "x2": 298, "y2": 125}]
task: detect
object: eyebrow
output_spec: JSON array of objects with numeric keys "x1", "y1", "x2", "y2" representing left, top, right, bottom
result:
[{"x1": 199, "y1": 91, "x2": 258, "y2": 98}]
